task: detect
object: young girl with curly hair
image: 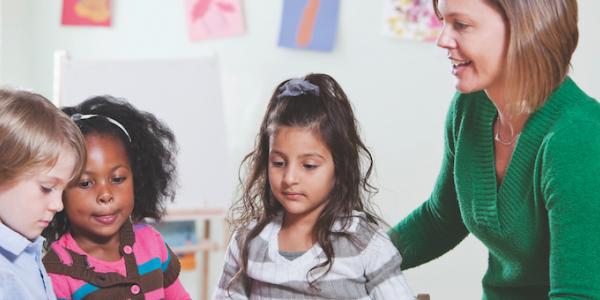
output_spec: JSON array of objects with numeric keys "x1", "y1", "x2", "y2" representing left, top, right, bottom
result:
[{"x1": 43, "y1": 96, "x2": 190, "y2": 300}]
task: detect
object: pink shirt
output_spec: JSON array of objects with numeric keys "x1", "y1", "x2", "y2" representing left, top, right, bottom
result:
[{"x1": 44, "y1": 222, "x2": 190, "y2": 300}]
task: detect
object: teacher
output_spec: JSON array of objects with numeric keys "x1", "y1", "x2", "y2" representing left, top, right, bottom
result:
[{"x1": 389, "y1": 0, "x2": 600, "y2": 299}]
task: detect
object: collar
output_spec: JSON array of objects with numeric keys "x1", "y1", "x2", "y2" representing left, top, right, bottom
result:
[
  {"x1": 273, "y1": 210, "x2": 366, "y2": 233},
  {"x1": 0, "y1": 223, "x2": 44, "y2": 257}
]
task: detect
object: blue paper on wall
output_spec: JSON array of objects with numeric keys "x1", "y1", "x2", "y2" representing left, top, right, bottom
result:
[
  {"x1": 278, "y1": 0, "x2": 340, "y2": 52},
  {"x1": 154, "y1": 220, "x2": 197, "y2": 247}
]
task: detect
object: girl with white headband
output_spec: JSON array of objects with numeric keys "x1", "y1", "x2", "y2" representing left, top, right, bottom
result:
[{"x1": 42, "y1": 95, "x2": 191, "y2": 300}]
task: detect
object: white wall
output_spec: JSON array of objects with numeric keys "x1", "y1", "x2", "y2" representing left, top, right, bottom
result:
[
  {"x1": 0, "y1": 0, "x2": 33, "y2": 86},
  {"x1": 1, "y1": 0, "x2": 598, "y2": 299}
]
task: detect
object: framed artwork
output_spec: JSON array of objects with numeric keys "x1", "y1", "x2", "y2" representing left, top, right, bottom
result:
[
  {"x1": 185, "y1": 0, "x2": 245, "y2": 41},
  {"x1": 278, "y1": 0, "x2": 340, "y2": 52},
  {"x1": 61, "y1": 0, "x2": 112, "y2": 27}
]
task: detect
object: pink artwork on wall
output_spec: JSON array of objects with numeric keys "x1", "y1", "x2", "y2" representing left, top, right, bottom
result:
[
  {"x1": 61, "y1": 0, "x2": 111, "y2": 27},
  {"x1": 185, "y1": 0, "x2": 245, "y2": 41}
]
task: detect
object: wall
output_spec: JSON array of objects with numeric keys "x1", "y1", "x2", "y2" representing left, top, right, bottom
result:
[
  {"x1": 0, "y1": 0, "x2": 33, "y2": 86},
  {"x1": 1, "y1": 0, "x2": 598, "y2": 298}
]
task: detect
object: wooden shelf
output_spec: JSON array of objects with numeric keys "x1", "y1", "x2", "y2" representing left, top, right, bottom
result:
[
  {"x1": 163, "y1": 208, "x2": 226, "y2": 221},
  {"x1": 172, "y1": 240, "x2": 220, "y2": 255}
]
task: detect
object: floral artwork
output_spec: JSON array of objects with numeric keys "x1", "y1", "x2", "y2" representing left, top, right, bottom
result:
[
  {"x1": 185, "y1": 0, "x2": 245, "y2": 41},
  {"x1": 383, "y1": 0, "x2": 442, "y2": 42},
  {"x1": 61, "y1": 0, "x2": 111, "y2": 27}
]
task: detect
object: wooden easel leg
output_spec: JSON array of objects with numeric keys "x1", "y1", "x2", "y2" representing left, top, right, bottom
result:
[
  {"x1": 417, "y1": 293, "x2": 430, "y2": 300},
  {"x1": 201, "y1": 219, "x2": 210, "y2": 300}
]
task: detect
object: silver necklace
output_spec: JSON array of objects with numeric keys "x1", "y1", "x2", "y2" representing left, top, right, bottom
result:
[
  {"x1": 494, "y1": 120, "x2": 519, "y2": 146},
  {"x1": 495, "y1": 131, "x2": 519, "y2": 145}
]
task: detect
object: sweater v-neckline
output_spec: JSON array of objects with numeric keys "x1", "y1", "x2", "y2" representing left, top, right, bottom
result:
[
  {"x1": 268, "y1": 218, "x2": 322, "y2": 267},
  {"x1": 467, "y1": 77, "x2": 581, "y2": 233}
]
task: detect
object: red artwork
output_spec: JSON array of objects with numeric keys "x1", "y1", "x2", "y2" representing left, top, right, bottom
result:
[{"x1": 62, "y1": 0, "x2": 112, "y2": 27}]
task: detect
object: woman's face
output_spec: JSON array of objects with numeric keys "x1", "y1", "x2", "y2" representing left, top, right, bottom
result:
[{"x1": 436, "y1": 0, "x2": 508, "y2": 99}]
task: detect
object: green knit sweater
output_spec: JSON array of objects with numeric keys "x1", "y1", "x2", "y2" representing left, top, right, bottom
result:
[{"x1": 390, "y1": 77, "x2": 600, "y2": 299}]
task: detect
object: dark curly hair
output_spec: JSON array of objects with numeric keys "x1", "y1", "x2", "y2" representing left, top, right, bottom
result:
[
  {"x1": 43, "y1": 95, "x2": 178, "y2": 245},
  {"x1": 229, "y1": 73, "x2": 382, "y2": 292}
]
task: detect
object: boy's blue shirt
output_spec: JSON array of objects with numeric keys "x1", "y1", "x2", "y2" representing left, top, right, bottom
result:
[{"x1": 0, "y1": 223, "x2": 57, "y2": 300}]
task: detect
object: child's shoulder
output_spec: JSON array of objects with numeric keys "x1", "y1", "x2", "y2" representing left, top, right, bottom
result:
[
  {"x1": 332, "y1": 211, "x2": 390, "y2": 254},
  {"x1": 127, "y1": 222, "x2": 175, "y2": 263},
  {"x1": 133, "y1": 222, "x2": 161, "y2": 235},
  {"x1": 333, "y1": 211, "x2": 380, "y2": 234},
  {"x1": 45, "y1": 232, "x2": 80, "y2": 265},
  {"x1": 229, "y1": 217, "x2": 281, "y2": 249},
  {"x1": 132, "y1": 222, "x2": 167, "y2": 247}
]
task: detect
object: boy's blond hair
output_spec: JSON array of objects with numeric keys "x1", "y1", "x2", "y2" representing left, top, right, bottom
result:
[{"x1": 0, "y1": 89, "x2": 86, "y2": 185}]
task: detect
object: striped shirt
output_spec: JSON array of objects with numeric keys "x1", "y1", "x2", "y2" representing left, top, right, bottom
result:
[
  {"x1": 43, "y1": 222, "x2": 190, "y2": 300},
  {"x1": 214, "y1": 212, "x2": 415, "y2": 299}
]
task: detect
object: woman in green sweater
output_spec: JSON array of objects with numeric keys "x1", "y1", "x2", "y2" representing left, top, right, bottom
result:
[{"x1": 389, "y1": 0, "x2": 600, "y2": 299}]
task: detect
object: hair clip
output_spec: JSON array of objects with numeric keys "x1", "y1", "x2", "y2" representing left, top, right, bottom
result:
[
  {"x1": 277, "y1": 78, "x2": 320, "y2": 99},
  {"x1": 70, "y1": 113, "x2": 132, "y2": 142}
]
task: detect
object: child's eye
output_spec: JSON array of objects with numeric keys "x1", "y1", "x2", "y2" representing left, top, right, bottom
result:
[
  {"x1": 303, "y1": 163, "x2": 318, "y2": 170},
  {"x1": 453, "y1": 21, "x2": 469, "y2": 30},
  {"x1": 79, "y1": 180, "x2": 92, "y2": 189},
  {"x1": 271, "y1": 161, "x2": 285, "y2": 168},
  {"x1": 112, "y1": 176, "x2": 126, "y2": 184},
  {"x1": 40, "y1": 186, "x2": 53, "y2": 194}
]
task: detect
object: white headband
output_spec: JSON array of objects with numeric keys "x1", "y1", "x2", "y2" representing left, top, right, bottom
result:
[{"x1": 71, "y1": 113, "x2": 132, "y2": 142}]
